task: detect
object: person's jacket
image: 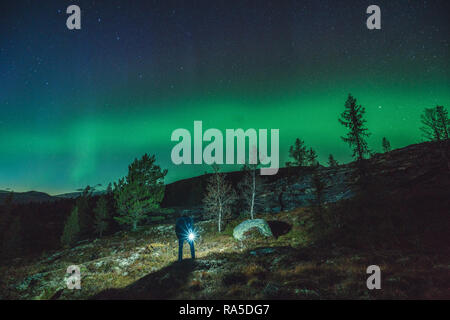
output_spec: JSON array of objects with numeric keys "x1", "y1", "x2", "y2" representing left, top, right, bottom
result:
[{"x1": 175, "y1": 216, "x2": 194, "y2": 240}]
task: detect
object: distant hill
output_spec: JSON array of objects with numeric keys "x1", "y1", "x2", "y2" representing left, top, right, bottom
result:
[
  {"x1": 55, "y1": 190, "x2": 106, "y2": 199},
  {"x1": 0, "y1": 190, "x2": 106, "y2": 204},
  {"x1": 0, "y1": 190, "x2": 56, "y2": 204}
]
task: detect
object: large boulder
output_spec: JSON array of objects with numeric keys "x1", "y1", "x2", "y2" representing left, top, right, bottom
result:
[{"x1": 233, "y1": 219, "x2": 273, "y2": 241}]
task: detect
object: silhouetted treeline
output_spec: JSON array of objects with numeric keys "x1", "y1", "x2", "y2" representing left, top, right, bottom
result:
[{"x1": 0, "y1": 198, "x2": 75, "y2": 259}]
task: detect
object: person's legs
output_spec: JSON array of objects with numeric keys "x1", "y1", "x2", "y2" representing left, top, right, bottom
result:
[
  {"x1": 178, "y1": 238, "x2": 184, "y2": 261},
  {"x1": 189, "y1": 240, "x2": 195, "y2": 259}
]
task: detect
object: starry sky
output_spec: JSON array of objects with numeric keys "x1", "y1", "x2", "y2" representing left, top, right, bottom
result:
[{"x1": 1, "y1": 0, "x2": 449, "y2": 195}]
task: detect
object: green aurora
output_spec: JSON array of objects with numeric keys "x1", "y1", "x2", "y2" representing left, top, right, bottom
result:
[{"x1": 1, "y1": 1, "x2": 449, "y2": 194}]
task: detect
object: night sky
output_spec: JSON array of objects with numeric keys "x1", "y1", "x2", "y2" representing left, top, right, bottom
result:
[{"x1": 1, "y1": 0, "x2": 449, "y2": 195}]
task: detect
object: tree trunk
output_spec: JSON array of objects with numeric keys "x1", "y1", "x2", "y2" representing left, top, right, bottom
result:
[
  {"x1": 218, "y1": 208, "x2": 222, "y2": 233},
  {"x1": 217, "y1": 174, "x2": 221, "y2": 232},
  {"x1": 250, "y1": 170, "x2": 255, "y2": 219}
]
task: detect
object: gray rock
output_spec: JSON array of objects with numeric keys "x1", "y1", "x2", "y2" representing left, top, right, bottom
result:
[
  {"x1": 233, "y1": 219, "x2": 273, "y2": 241},
  {"x1": 116, "y1": 252, "x2": 140, "y2": 268}
]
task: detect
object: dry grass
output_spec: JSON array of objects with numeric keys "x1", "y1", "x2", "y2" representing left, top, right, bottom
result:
[{"x1": 1, "y1": 208, "x2": 449, "y2": 300}]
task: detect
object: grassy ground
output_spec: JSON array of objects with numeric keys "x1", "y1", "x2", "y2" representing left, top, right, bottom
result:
[{"x1": 0, "y1": 207, "x2": 449, "y2": 300}]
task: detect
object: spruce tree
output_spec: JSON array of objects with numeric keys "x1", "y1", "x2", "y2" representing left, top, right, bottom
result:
[
  {"x1": 339, "y1": 94, "x2": 371, "y2": 162},
  {"x1": 327, "y1": 154, "x2": 339, "y2": 167},
  {"x1": 106, "y1": 183, "x2": 113, "y2": 195},
  {"x1": 306, "y1": 147, "x2": 318, "y2": 167},
  {"x1": 288, "y1": 138, "x2": 307, "y2": 166},
  {"x1": 61, "y1": 206, "x2": 80, "y2": 247},
  {"x1": 94, "y1": 197, "x2": 109, "y2": 237},
  {"x1": 76, "y1": 186, "x2": 92, "y2": 237}
]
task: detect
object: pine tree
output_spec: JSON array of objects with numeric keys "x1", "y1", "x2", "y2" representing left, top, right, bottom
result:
[
  {"x1": 203, "y1": 165, "x2": 237, "y2": 232},
  {"x1": 106, "y1": 183, "x2": 113, "y2": 195},
  {"x1": 76, "y1": 186, "x2": 92, "y2": 237},
  {"x1": 289, "y1": 138, "x2": 307, "y2": 166},
  {"x1": 94, "y1": 197, "x2": 109, "y2": 237},
  {"x1": 327, "y1": 154, "x2": 339, "y2": 167},
  {"x1": 104, "y1": 182, "x2": 115, "y2": 210},
  {"x1": 339, "y1": 94, "x2": 371, "y2": 162},
  {"x1": 306, "y1": 147, "x2": 318, "y2": 167},
  {"x1": 382, "y1": 137, "x2": 391, "y2": 153},
  {"x1": 61, "y1": 206, "x2": 80, "y2": 247},
  {"x1": 114, "y1": 154, "x2": 167, "y2": 231}
]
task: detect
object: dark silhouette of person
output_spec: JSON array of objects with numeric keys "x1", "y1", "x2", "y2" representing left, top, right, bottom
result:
[{"x1": 175, "y1": 215, "x2": 195, "y2": 261}]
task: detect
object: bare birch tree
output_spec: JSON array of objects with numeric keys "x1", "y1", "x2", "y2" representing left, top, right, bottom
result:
[
  {"x1": 203, "y1": 165, "x2": 236, "y2": 232},
  {"x1": 238, "y1": 164, "x2": 265, "y2": 219}
]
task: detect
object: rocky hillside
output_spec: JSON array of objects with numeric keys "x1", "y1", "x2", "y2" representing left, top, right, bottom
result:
[
  {"x1": 3, "y1": 141, "x2": 446, "y2": 209},
  {"x1": 163, "y1": 140, "x2": 449, "y2": 217}
]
